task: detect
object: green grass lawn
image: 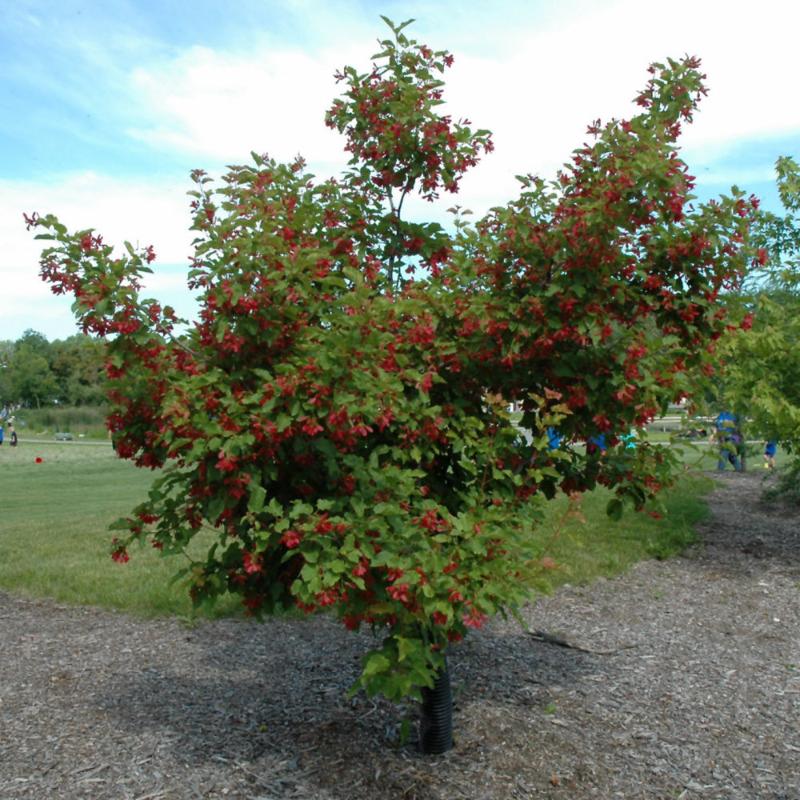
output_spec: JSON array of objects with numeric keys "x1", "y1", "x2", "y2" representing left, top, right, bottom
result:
[
  {"x1": 532, "y1": 471, "x2": 710, "y2": 593},
  {"x1": 0, "y1": 441, "x2": 240, "y2": 618},
  {"x1": 0, "y1": 439, "x2": 719, "y2": 619}
]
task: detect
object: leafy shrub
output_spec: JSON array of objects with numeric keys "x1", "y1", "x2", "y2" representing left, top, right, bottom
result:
[{"x1": 28, "y1": 20, "x2": 754, "y2": 700}]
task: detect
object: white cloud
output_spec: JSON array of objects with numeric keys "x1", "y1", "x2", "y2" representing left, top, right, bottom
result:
[
  {"x1": 121, "y1": 0, "x2": 800, "y2": 216},
  {"x1": 127, "y1": 39, "x2": 372, "y2": 167},
  {"x1": 0, "y1": 172, "x2": 195, "y2": 339},
  {"x1": 4, "y1": 0, "x2": 800, "y2": 341},
  {"x1": 438, "y1": 0, "x2": 800, "y2": 210}
]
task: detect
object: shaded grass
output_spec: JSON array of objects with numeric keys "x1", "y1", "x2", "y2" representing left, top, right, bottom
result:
[
  {"x1": 0, "y1": 441, "x2": 715, "y2": 619},
  {"x1": 531, "y1": 471, "x2": 712, "y2": 594}
]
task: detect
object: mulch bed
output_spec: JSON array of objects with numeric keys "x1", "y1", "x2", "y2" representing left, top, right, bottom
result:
[{"x1": 1, "y1": 470, "x2": 799, "y2": 799}]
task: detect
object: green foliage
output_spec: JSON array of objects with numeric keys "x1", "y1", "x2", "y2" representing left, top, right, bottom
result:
[
  {"x1": 0, "y1": 330, "x2": 106, "y2": 408},
  {"x1": 6, "y1": 333, "x2": 59, "y2": 408},
  {"x1": 765, "y1": 456, "x2": 800, "y2": 505},
  {"x1": 720, "y1": 156, "x2": 800, "y2": 480},
  {"x1": 49, "y1": 335, "x2": 107, "y2": 405},
  {"x1": 15, "y1": 404, "x2": 108, "y2": 437},
  {"x1": 28, "y1": 20, "x2": 753, "y2": 701}
]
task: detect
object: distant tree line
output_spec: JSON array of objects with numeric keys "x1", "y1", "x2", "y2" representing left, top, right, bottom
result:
[{"x1": 0, "y1": 330, "x2": 106, "y2": 409}]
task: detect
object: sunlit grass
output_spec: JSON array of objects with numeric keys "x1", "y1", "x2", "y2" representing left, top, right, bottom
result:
[
  {"x1": 0, "y1": 442, "x2": 240, "y2": 619},
  {"x1": 0, "y1": 440, "x2": 718, "y2": 618}
]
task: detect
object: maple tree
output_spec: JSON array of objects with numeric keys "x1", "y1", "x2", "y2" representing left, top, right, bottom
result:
[{"x1": 28, "y1": 19, "x2": 756, "y2": 727}]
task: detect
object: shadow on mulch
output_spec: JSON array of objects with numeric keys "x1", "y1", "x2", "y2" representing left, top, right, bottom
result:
[
  {"x1": 94, "y1": 619, "x2": 595, "y2": 797},
  {"x1": 85, "y1": 471, "x2": 800, "y2": 798}
]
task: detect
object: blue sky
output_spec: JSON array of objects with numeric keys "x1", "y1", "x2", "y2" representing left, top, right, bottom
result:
[{"x1": 2, "y1": 0, "x2": 799, "y2": 341}]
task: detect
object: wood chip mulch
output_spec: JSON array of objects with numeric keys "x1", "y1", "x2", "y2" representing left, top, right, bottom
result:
[{"x1": 1, "y1": 469, "x2": 798, "y2": 799}]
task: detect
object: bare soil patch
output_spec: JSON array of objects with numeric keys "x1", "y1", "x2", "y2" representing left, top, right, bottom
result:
[{"x1": 1, "y1": 470, "x2": 798, "y2": 799}]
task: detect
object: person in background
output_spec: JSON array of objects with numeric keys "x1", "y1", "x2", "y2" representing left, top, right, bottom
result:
[
  {"x1": 730, "y1": 428, "x2": 745, "y2": 472},
  {"x1": 764, "y1": 440, "x2": 777, "y2": 470},
  {"x1": 0, "y1": 423, "x2": 4, "y2": 446},
  {"x1": 715, "y1": 411, "x2": 741, "y2": 471},
  {"x1": 9, "y1": 426, "x2": 17, "y2": 447}
]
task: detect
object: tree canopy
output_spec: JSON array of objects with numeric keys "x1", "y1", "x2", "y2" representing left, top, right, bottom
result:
[
  {"x1": 0, "y1": 330, "x2": 106, "y2": 409},
  {"x1": 28, "y1": 20, "x2": 755, "y2": 700},
  {"x1": 717, "y1": 156, "x2": 800, "y2": 492}
]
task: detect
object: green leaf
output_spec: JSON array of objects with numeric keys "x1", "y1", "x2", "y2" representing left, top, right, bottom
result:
[
  {"x1": 342, "y1": 266, "x2": 364, "y2": 287},
  {"x1": 247, "y1": 483, "x2": 266, "y2": 514},
  {"x1": 396, "y1": 636, "x2": 416, "y2": 662},
  {"x1": 351, "y1": 497, "x2": 366, "y2": 517},
  {"x1": 328, "y1": 558, "x2": 347, "y2": 574},
  {"x1": 362, "y1": 652, "x2": 391, "y2": 678}
]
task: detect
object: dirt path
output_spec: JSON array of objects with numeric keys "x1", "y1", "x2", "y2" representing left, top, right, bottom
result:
[{"x1": 1, "y1": 470, "x2": 798, "y2": 799}]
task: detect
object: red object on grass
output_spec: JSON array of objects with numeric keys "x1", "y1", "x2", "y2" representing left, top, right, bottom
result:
[{"x1": 35, "y1": 457, "x2": 43, "y2": 464}]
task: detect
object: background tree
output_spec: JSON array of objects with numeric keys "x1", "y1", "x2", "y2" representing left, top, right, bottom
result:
[
  {"x1": 0, "y1": 331, "x2": 106, "y2": 409},
  {"x1": 719, "y1": 156, "x2": 800, "y2": 493},
  {"x1": 14, "y1": 329, "x2": 51, "y2": 358},
  {"x1": 0, "y1": 340, "x2": 13, "y2": 405},
  {"x1": 28, "y1": 20, "x2": 754, "y2": 748},
  {"x1": 50, "y1": 335, "x2": 107, "y2": 405},
  {"x1": 6, "y1": 331, "x2": 58, "y2": 409}
]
